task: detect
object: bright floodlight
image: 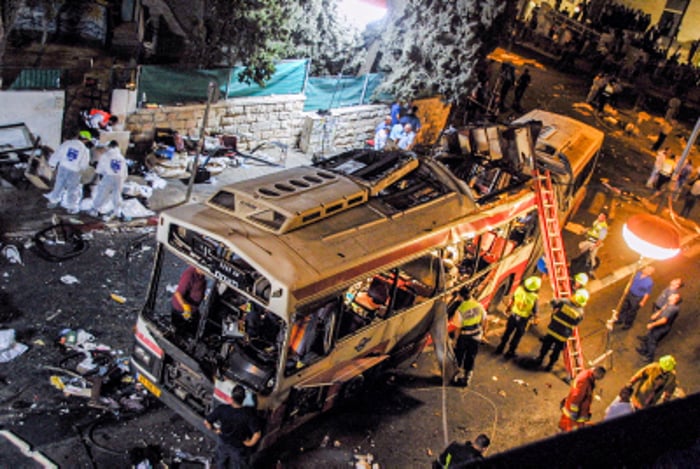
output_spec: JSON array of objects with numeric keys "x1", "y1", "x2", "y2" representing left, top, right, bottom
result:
[
  {"x1": 622, "y1": 214, "x2": 681, "y2": 260},
  {"x1": 338, "y1": 0, "x2": 387, "y2": 28}
]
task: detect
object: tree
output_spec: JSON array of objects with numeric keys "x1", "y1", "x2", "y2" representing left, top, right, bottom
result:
[
  {"x1": 182, "y1": 0, "x2": 289, "y2": 85},
  {"x1": 376, "y1": 0, "x2": 517, "y2": 122},
  {"x1": 279, "y1": 0, "x2": 365, "y2": 76}
]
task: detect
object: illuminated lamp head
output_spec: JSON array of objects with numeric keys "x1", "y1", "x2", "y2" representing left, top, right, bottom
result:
[{"x1": 622, "y1": 214, "x2": 680, "y2": 260}]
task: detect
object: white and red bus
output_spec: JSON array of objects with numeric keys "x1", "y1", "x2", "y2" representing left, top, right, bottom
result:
[{"x1": 131, "y1": 110, "x2": 603, "y2": 449}]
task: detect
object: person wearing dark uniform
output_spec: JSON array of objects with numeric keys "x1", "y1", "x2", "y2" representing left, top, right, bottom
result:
[
  {"x1": 450, "y1": 287, "x2": 487, "y2": 387},
  {"x1": 171, "y1": 266, "x2": 207, "y2": 337},
  {"x1": 495, "y1": 276, "x2": 540, "y2": 358},
  {"x1": 205, "y1": 385, "x2": 261, "y2": 469},
  {"x1": 536, "y1": 289, "x2": 588, "y2": 371},
  {"x1": 434, "y1": 433, "x2": 490, "y2": 468}
]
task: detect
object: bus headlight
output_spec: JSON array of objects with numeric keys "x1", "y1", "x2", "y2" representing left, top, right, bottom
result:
[{"x1": 133, "y1": 345, "x2": 153, "y2": 368}]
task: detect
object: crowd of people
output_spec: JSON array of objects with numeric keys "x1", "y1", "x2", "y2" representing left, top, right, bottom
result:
[{"x1": 517, "y1": 1, "x2": 700, "y2": 108}]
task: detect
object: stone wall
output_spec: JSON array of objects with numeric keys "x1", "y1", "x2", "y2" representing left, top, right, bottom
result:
[{"x1": 125, "y1": 94, "x2": 388, "y2": 155}]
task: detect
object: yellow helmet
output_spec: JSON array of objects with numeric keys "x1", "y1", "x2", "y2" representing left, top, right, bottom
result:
[
  {"x1": 659, "y1": 355, "x2": 676, "y2": 372},
  {"x1": 524, "y1": 276, "x2": 541, "y2": 292},
  {"x1": 574, "y1": 272, "x2": 589, "y2": 286},
  {"x1": 572, "y1": 289, "x2": 590, "y2": 306}
]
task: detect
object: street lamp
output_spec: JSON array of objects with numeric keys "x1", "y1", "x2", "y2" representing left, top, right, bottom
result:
[{"x1": 590, "y1": 214, "x2": 680, "y2": 369}]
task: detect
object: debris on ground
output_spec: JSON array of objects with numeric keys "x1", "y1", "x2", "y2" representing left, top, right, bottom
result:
[
  {"x1": 60, "y1": 275, "x2": 80, "y2": 285},
  {"x1": 354, "y1": 453, "x2": 378, "y2": 469},
  {"x1": 110, "y1": 293, "x2": 127, "y2": 304},
  {"x1": 0, "y1": 329, "x2": 29, "y2": 362},
  {"x1": 1, "y1": 244, "x2": 23, "y2": 265},
  {"x1": 104, "y1": 249, "x2": 116, "y2": 257},
  {"x1": 513, "y1": 379, "x2": 529, "y2": 387}
]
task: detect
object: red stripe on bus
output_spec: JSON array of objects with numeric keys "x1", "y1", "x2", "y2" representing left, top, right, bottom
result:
[
  {"x1": 294, "y1": 195, "x2": 536, "y2": 300},
  {"x1": 136, "y1": 329, "x2": 164, "y2": 358}
]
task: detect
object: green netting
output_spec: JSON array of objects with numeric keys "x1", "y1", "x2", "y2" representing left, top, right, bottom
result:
[
  {"x1": 138, "y1": 67, "x2": 229, "y2": 105},
  {"x1": 10, "y1": 69, "x2": 61, "y2": 90},
  {"x1": 225, "y1": 59, "x2": 308, "y2": 98},
  {"x1": 138, "y1": 60, "x2": 309, "y2": 105},
  {"x1": 303, "y1": 73, "x2": 387, "y2": 111}
]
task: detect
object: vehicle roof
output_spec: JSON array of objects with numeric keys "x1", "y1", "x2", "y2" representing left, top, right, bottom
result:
[
  {"x1": 514, "y1": 110, "x2": 604, "y2": 173},
  {"x1": 163, "y1": 160, "x2": 534, "y2": 303}
]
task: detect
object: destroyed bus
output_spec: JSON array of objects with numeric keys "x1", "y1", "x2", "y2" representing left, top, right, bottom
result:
[{"x1": 131, "y1": 110, "x2": 604, "y2": 449}]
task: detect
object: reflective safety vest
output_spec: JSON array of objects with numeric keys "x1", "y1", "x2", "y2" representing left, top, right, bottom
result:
[
  {"x1": 457, "y1": 298, "x2": 485, "y2": 336},
  {"x1": 586, "y1": 220, "x2": 608, "y2": 242},
  {"x1": 511, "y1": 286, "x2": 538, "y2": 318},
  {"x1": 547, "y1": 299, "x2": 584, "y2": 342}
]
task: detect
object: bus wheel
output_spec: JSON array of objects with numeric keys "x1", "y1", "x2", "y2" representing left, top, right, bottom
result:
[
  {"x1": 341, "y1": 375, "x2": 365, "y2": 400},
  {"x1": 489, "y1": 277, "x2": 513, "y2": 315}
]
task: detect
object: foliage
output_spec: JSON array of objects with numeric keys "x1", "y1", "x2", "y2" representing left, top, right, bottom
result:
[
  {"x1": 182, "y1": 0, "x2": 288, "y2": 86},
  {"x1": 376, "y1": 0, "x2": 516, "y2": 118},
  {"x1": 279, "y1": 0, "x2": 365, "y2": 76}
]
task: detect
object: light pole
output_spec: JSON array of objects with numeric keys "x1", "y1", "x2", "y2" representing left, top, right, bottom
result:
[{"x1": 589, "y1": 214, "x2": 680, "y2": 370}]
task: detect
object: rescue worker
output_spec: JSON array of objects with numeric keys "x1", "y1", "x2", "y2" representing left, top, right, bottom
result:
[
  {"x1": 44, "y1": 131, "x2": 92, "y2": 214},
  {"x1": 450, "y1": 287, "x2": 487, "y2": 387},
  {"x1": 616, "y1": 266, "x2": 654, "y2": 330},
  {"x1": 626, "y1": 355, "x2": 678, "y2": 410},
  {"x1": 434, "y1": 433, "x2": 490, "y2": 468},
  {"x1": 495, "y1": 276, "x2": 541, "y2": 359},
  {"x1": 89, "y1": 140, "x2": 128, "y2": 221},
  {"x1": 536, "y1": 289, "x2": 589, "y2": 371},
  {"x1": 204, "y1": 384, "x2": 262, "y2": 468},
  {"x1": 171, "y1": 266, "x2": 207, "y2": 337},
  {"x1": 578, "y1": 212, "x2": 608, "y2": 272},
  {"x1": 571, "y1": 272, "x2": 589, "y2": 292},
  {"x1": 636, "y1": 292, "x2": 680, "y2": 362},
  {"x1": 559, "y1": 366, "x2": 606, "y2": 432}
]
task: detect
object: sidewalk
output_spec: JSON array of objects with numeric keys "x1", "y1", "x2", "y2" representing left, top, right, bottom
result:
[{"x1": 0, "y1": 148, "x2": 314, "y2": 238}]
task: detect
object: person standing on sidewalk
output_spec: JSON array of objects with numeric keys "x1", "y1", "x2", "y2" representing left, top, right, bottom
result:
[
  {"x1": 636, "y1": 292, "x2": 680, "y2": 363},
  {"x1": 45, "y1": 131, "x2": 92, "y2": 214},
  {"x1": 450, "y1": 287, "x2": 487, "y2": 387},
  {"x1": 495, "y1": 276, "x2": 540, "y2": 359},
  {"x1": 536, "y1": 289, "x2": 588, "y2": 371},
  {"x1": 626, "y1": 355, "x2": 678, "y2": 410},
  {"x1": 559, "y1": 366, "x2": 606, "y2": 432},
  {"x1": 646, "y1": 147, "x2": 669, "y2": 189},
  {"x1": 616, "y1": 266, "x2": 654, "y2": 330}
]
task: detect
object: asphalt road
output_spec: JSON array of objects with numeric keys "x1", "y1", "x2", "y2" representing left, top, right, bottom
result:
[{"x1": 1, "y1": 44, "x2": 700, "y2": 468}]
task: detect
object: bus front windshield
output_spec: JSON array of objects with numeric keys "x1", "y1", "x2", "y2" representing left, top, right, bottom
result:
[{"x1": 145, "y1": 248, "x2": 285, "y2": 394}]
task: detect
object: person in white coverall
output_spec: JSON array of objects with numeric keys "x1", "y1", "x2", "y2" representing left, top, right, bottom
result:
[
  {"x1": 90, "y1": 140, "x2": 128, "y2": 220},
  {"x1": 45, "y1": 132, "x2": 91, "y2": 214}
]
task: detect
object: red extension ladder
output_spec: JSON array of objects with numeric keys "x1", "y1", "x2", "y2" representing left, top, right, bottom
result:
[{"x1": 533, "y1": 169, "x2": 584, "y2": 379}]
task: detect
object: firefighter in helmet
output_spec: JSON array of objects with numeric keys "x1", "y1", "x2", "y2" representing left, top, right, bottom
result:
[
  {"x1": 495, "y1": 276, "x2": 541, "y2": 359},
  {"x1": 536, "y1": 289, "x2": 589, "y2": 371}
]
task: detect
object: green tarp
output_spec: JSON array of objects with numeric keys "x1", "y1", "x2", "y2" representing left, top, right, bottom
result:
[
  {"x1": 10, "y1": 69, "x2": 62, "y2": 90},
  {"x1": 225, "y1": 60, "x2": 308, "y2": 97},
  {"x1": 138, "y1": 60, "x2": 309, "y2": 105},
  {"x1": 303, "y1": 73, "x2": 384, "y2": 111}
]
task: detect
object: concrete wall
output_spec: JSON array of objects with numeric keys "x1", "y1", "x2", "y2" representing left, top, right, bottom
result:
[
  {"x1": 125, "y1": 94, "x2": 388, "y2": 155},
  {"x1": 0, "y1": 91, "x2": 65, "y2": 150}
]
